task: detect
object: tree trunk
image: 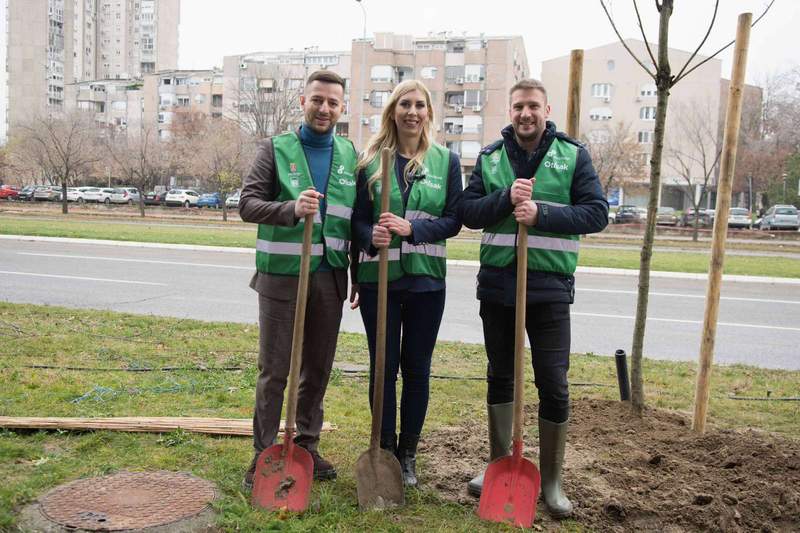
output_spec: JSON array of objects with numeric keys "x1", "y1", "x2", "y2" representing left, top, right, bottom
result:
[
  {"x1": 139, "y1": 196, "x2": 146, "y2": 218},
  {"x1": 222, "y1": 203, "x2": 228, "y2": 222},
  {"x1": 61, "y1": 180, "x2": 68, "y2": 215},
  {"x1": 630, "y1": 0, "x2": 673, "y2": 414},
  {"x1": 693, "y1": 216, "x2": 700, "y2": 242}
]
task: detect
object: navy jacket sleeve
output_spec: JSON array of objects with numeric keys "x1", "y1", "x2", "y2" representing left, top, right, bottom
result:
[
  {"x1": 408, "y1": 152, "x2": 463, "y2": 244},
  {"x1": 534, "y1": 146, "x2": 609, "y2": 235},
  {"x1": 351, "y1": 167, "x2": 377, "y2": 256},
  {"x1": 459, "y1": 150, "x2": 515, "y2": 230}
]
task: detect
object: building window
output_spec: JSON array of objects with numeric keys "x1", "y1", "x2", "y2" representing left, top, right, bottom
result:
[
  {"x1": 420, "y1": 67, "x2": 437, "y2": 80},
  {"x1": 591, "y1": 83, "x2": 612, "y2": 98},
  {"x1": 638, "y1": 131, "x2": 654, "y2": 144},
  {"x1": 446, "y1": 140, "x2": 461, "y2": 154},
  {"x1": 640, "y1": 106, "x2": 656, "y2": 120},
  {"x1": 589, "y1": 107, "x2": 613, "y2": 121},
  {"x1": 464, "y1": 64, "x2": 485, "y2": 82},
  {"x1": 370, "y1": 65, "x2": 393, "y2": 82},
  {"x1": 212, "y1": 94, "x2": 223, "y2": 107},
  {"x1": 639, "y1": 152, "x2": 651, "y2": 165},
  {"x1": 639, "y1": 84, "x2": 657, "y2": 97},
  {"x1": 607, "y1": 59, "x2": 615, "y2": 71},
  {"x1": 462, "y1": 115, "x2": 482, "y2": 134},
  {"x1": 444, "y1": 118, "x2": 463, "y2": 134},
  {"x1": 370, "y1": 91, "x2": 390, "y2": 108},
  {"x1": 369, "y1": 115, "x2": 381, "y2": 133},
  {"x1": 464, "y1": 90, "x2": 481, "y2": 107},
  {"x1": 461, "y1": 141, "x2": 482, "y2": 158}
]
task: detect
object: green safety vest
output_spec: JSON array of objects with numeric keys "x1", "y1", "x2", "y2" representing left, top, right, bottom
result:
[
  {"x1": 479, "y1": 138, "x2": 580, "y2": 274},
  {"x1": 357, "y1": 144, "x2": 451, "y2": 282},
  {"x1": 255, "y1": 132, "x2": 357, "y2": 275}
]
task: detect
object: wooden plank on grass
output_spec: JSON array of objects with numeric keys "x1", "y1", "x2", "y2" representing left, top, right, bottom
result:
[{"x1": 0, "y1": 416, "x2": 335, "y2": 436}]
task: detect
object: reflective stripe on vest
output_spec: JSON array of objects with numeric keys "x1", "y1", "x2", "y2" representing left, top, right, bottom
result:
[
  {"x1": 478, "y1": 138, "x2": 580, "y2": 274},
  {"x1": 256, "y1": 132, "x2": 357, "y2": 275},
  {"x1": 357, "y1": 144, "x2": 451, "y2": 283}
]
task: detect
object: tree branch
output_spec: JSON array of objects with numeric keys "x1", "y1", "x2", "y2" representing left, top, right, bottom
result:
[
  {"x1": 633, "y1": 0, "x2": 658, "y2": 67},
  {"x1": 672, "y1": 0, "x2": 719, "y2": 83},
  {"x1": 600, "y1": 0, "x2": 657, "y2": 79},
  {"x1": 673, "y1": 0, "x2": 775, "y2": 85}
]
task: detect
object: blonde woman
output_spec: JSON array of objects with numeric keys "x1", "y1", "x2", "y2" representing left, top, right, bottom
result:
[{"x1": 351, "y1": 80, "x2": 463, "y2": 487}]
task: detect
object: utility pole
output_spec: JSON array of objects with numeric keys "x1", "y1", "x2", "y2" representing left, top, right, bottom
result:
[{"x1": 355, "y1": 0, "x2": 367, "y2": 151}]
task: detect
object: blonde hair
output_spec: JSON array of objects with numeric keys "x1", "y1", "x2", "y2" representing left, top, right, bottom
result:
[{"x1": 356, "y1": 80, "x2": 436, "y2": 195}]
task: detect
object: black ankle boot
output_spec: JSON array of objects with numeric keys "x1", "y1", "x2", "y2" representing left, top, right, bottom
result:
[
  {"x1": 380, "y1": 433, "x2": 397, "y2": 455},
  {"x1": 396, "y1": 433, "x2": 420, "y2": 488}
]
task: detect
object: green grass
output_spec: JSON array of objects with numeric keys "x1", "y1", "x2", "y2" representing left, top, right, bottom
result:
[
  {"x1": 3, "y1": 215, "x2": 799, "y2": 278},
  {"x1": 0, "y1": 302, "x2": 797, "y2": 531}
]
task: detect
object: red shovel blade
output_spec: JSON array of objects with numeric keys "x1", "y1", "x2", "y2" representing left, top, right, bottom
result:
[
  {"x1": 477, "y1": 440, "x2": 541, "y2": 527},
  {"x1": 251, "y1": 439, "x2": 314, "y2": 512}
]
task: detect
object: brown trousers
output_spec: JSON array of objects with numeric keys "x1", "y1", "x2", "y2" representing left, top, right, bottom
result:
[{"x1": 252, "y1": 269, "x2": 346, "y2": 453}]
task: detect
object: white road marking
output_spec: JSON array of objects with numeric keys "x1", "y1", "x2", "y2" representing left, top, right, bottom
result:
[
  {"x1": 18, "y1": 252, "x2": 252, "y2": 270},
  {"x1": 578, "y1": 287, "x2": 800, "y2": 305},
  {"x1": 0, "y1": 271, "x2": 168, "y2": 286},
  {"x1": 571, "y1": 312, "x2": 800, "y2": 332}
]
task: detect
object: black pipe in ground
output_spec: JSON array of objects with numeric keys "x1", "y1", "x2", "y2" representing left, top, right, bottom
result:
[{"x1": 615, "y1": 349, "x2": 631, "y2": 401}]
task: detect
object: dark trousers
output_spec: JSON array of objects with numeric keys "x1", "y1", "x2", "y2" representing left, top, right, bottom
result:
[
  {"x1": 480, "y1": 300, "x2": 571, "y2": 423},
  {"x1": 252, "y1": 270, "x2": 344, "y2": 453},
  {"x1": 359, "y1": 288, "x2": 446, "y2": 438}
]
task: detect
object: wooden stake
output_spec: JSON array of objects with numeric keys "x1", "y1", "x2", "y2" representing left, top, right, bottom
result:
[
  {"x1": 692, "y1": 13, "x2": 752, "y2": 433},
  {"x1": 566, "y1": 49, "x2": 584, "y2": 139}
]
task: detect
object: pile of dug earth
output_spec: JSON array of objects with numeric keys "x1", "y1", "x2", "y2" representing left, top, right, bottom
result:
[{"x1": 423, "y1": 399, "x2": 799, "y2": 532}]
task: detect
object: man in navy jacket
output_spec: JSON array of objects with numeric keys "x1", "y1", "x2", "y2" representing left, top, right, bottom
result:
[{"x1": 459, "y1": 78, "x2": 607, "y2": 518}]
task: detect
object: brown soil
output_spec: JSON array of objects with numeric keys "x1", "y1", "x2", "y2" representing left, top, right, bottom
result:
[{"x1": 421, "y1": 399, "x2": 800, "y2": 532}]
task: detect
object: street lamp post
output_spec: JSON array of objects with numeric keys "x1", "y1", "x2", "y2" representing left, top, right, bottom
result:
[{"x1": 356, "y1": 0, "x2": 367, "y2": 150}]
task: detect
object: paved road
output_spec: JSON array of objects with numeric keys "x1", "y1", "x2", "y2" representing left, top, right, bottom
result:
[{"x1": 1, "y1": 237, "x2": 798, "y2": 370}]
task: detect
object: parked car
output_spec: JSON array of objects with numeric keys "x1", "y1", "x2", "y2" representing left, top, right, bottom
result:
[
  {"x1": 16, "y1": 185, "x2": 36, "y2": 201},
  {"x1": 197, "y1": 192, "x2": 222, "y2": 208},
  {"x1": 614, "y1": 205, "x2": 644, "y2": 224},
  {"x1": 165, "y1": 188, "x2": 200, "y2": 207},
  {"x1": 65, "y1": 187, "x2": 83, "y2": 202},
  {"x1": 144, "y1": 190, "x2": 169, "y2": 206},
  {"x1": 109, "y1": 187, "x2": 141, "y2": 204},
  {"x1": 81, "y1": 187, "x2": 116, "y2": 203},
  {"x1": 656, "y1": 206, "x2": 678, "y2": 226},
  {"x1": 759, "y1": 205, "x2": 799, "y2": 231},
  {"x1": 680, "y1": 208, "x2": 711, "y2": 228},
  {"x1": 34, "y1": 186, "x2": 62, "y2": 202},
  {"x1": 727, "y1": 207, "x2": 752, "y2": 229},
  {"x1": 225, "y1": 190, "x2": 240, "y2": 209},
  {"x1": 0, "y1": 185, "x2": 20, "y2": 200}
]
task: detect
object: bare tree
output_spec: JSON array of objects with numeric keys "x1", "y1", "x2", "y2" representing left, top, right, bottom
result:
[
  {"x1": 600, "y1": 0, "x2": 774, "y2": 413},
  {"x1": 229, "y1": 66, "x2": 303, "y2": 139},
  {"x1": 104, "y1": 125, "x2": 167, "y2": 217},
  {"x1": 12, "y1": 111, "x2": 101, "y2": 214},
  {"x1": 582, "y1": 121, "x2": 644, "y2": 199},
  {"x1": 666, "y1": 100, "x2": 722, "y2": 241},
  {"x1": 180, "y1": 118, "x2": 254, "y2": 221}
]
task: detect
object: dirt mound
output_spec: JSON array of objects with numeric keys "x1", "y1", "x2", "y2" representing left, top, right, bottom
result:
[{"x1": 420, "y1": 399, "x2": 800, "y2": 532}]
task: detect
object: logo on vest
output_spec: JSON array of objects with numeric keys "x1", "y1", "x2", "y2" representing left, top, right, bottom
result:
[
  {"x1": 287, "y1": 162, "x2": 302, "y2": 187},
  {"x1": 544, "y1": 160, "x2": 569, "y2": 171},
  {"x1": 337, "y1": 164, "x2": 354, "y2": 179}
]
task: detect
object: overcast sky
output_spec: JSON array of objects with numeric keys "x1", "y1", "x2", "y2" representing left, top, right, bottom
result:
[{"x1": 178, "y1": 0, "x2": 797, "y2": 85}]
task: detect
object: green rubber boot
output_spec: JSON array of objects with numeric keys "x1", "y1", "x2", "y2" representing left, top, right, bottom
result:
[
  {"x1": 539, "y1": 417, "x2": 573, "y2": 518},
  {"x1": 467, "y1": 402, "x2": 513, "y2": 497}
]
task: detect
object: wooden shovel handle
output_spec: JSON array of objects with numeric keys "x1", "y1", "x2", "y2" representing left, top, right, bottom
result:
[
  {"x1": 284, "y1": 211, "x2": 314, "y2": 436},
  {"x1": 513, "y1": 221, "x2": 527, "y2": 443},
  {"x1": 370, "y1": 148, "x2": 393, "y2": 448}
]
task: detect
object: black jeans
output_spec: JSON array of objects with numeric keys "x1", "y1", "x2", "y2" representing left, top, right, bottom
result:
[
  {"x1": 480, "y1": 300, "x2": 571, "y2": 423},
  {"x1": 359, "y1": 288, "x2": 446, "y2": 438}
]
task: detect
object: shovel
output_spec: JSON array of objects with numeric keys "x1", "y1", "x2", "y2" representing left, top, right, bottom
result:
[
  {"x1": 478, "y1": 219, "x2": 541, "y2": 527},
  {"x1": 251, "y1": 210, "x2": 315, "y2": 512},
  {"x1": 355, "y1": 147, "x2": 405, "y2": 510}
]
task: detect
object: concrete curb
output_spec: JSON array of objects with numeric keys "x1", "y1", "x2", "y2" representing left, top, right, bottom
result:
[{"x1": 4, "y1": 234, "x2": 799, "y2": 285}]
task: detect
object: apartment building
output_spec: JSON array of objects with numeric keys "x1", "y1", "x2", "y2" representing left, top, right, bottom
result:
[
  {"x1": 68, "y1": 78, "x2": 144, "y2": 132},
  {"x1": 3, "y1": 0, "x2": 179, "y2": 142},
  {"x1": 142, "y1": 69, "x2": 224, "y2": 139},
  {"x1": 543, "y1": 39, "x2": 728, "y2": 209},
  {"x1": 221, "y1": 49, "x2": 351, "y2": 138},
  {"x1": 350, "y1": 32, "x2": 529, "y2": 178}
]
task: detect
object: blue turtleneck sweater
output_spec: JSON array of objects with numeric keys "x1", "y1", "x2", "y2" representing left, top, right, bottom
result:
[{"x1": 299, "y1": 123, "x2": 334, "y2": 271}]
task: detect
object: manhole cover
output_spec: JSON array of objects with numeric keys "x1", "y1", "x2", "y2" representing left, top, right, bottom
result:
[{"x1": 39, "y1": 471, "x2": 217, "y2": 531}]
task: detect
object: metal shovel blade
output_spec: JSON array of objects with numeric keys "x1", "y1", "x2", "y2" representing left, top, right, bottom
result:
[
  {"x1": 251, "y1": 440, "x2": 314, "y2": 512},
  {"x1": 478, "y1": 441, "x2": 541, "y2": 527},
  {"x1": 355, "y1": 447, "x2": 405, "y2": 510}
]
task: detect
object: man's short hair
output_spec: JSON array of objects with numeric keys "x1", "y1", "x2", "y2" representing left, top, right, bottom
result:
[
  {"x1": 509, "y1": 78, "x2": 548, "y2": 102},
  {"x1": 306, "y1": 70, "x2": 345, "y2": 91}
]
